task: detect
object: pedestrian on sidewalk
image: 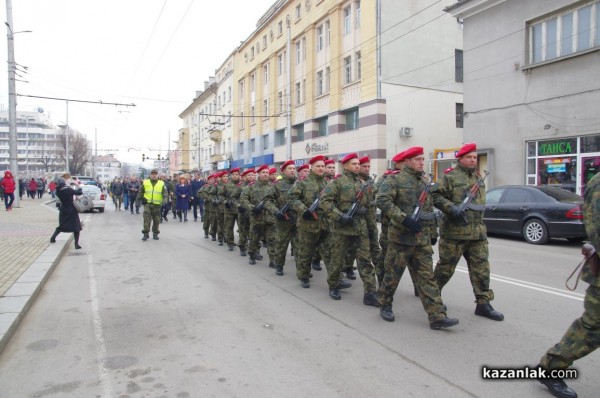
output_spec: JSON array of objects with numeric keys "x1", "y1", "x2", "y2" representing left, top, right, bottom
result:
[
  {"x1": 50, "y1": 178, "x2": 83, "y2": 249},
  {"x1": 48, "y1": 180, "x2": 57, "y2": 199},
  {"x1": 28, "y1": 178, "x2": 38, "y2": 199},
  {"x1": 1, "y1": 170, "x2": 16, "y2": 210}
]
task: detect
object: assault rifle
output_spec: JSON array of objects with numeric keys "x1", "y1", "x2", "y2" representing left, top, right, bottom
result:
[
  {"x1": 345, "y1": 179, "x2": 374, "y2": 218},
  {"x1": 307, "y1": 194, "x2": 321, "y2": 220},
  {"x1": 278, "y1": 202, "x2": 291, "y2": 221},
  {"x1": 411, "y1": 175, "x2": 437, "y2": 222},
  {"x1": 252, "y1": 199, "x2": 266, "y2": 214},
  {"x1": 457, "y1": 170, "x2": 489, "y2": 223}
]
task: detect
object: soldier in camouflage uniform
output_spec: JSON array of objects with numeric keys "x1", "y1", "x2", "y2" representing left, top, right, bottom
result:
[
  {"x1": 237, "y1": 169, "x2": 255, "y2": 256},
  {"x1": 199, "y1": 174, "x2": 214, "y2": 239},
  {"x1": 267, "y1": 160, "x2": 297, "y2": 276},
  {"x1": 208, "y1": 173, "x2": 220, "y2": 241},
  {"x1": 288, "y1": 155, "x2": 333, "y2": 289},
  {"x1": 321, "y1": 153, "x2": 378, "y2": 304},
  {"x1": 309, "y1": 159, "x2": 337, "y2": 272},
  {"x1": 376, "y1": 147, "x2": 458, "y2": 329},
  {"x1": 239, "y1": 165, "x2": 277, "y2": 265},
  {"x1": 222, "y1": 168, "x2": 242, "y2": 251},
  {"x1": 431, "y1": 143, "x2": 503, "y2": 322},
  {"x1": 214, "y1": 172, "x2": 229, "y2": 246},
  {"x1": 534, "y1": 172, "x2": 600, "y2": 398}
]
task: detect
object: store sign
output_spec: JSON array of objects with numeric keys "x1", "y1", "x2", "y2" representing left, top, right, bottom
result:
[
  {"x1": 538, "y1": 138, "x2": 577, "y2": 156},
  {"x1": 305, "y1": 142, "x2": 329, "y2": 155}
]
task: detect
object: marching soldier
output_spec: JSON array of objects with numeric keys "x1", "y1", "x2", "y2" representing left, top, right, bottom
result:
[
  {"x1": 199, "y1": 174, "x2": 214, "y2": 238},
  {"x1": 431, "y1": 143, "x2": 504, "y2": 321},
  {"x1": 215, "y1": 172, "x2": 229, "y2": 246},
  {"x1": 376, "y1": 147, "x2": 458, "y2": 329},
  {"x1": 137, "y1": 169, "x2": 168, "y2": 241},
  {"x1": 268, "y1": 160, "x2": 297, "y2": 276},
  {"x1": 320, "y1": 153, "x2": 377, "y2": 305},
  {"x1": 239, "y1": 165, "x2": 277, "y2": 265},
  {"x1": 208, "y1": 172, "x2": 220, "y2": 241},
  {"x1": 310, "y1": 158, "x2": 338, "y2": 272},
  {"x1": 297, "y1": 164, "x2": 310, "y2": 180},
  {"x1": 222, "y1": 168, "x2": 241, "y2": 251},
  {"x1": 237, "y1": 169, "x2": 255, "y2": 256},
  {"x1": 288, "y1": 155, "x2": 334, "y2": 289}
]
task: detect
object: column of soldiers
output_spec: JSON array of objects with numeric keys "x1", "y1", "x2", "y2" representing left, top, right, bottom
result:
[{"x1": 196, "y1": 145, "x2": 504, "y2": 332}]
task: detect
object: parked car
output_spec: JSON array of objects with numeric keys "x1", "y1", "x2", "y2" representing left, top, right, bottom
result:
[
  {"x1": 80, "y1": 184, "x2": 106, "y2": 213},
  {"x1": 483, "y1": 185, "x2": 586, "y2": 244}
]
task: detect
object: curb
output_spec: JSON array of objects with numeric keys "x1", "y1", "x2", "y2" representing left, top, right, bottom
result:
[{"x1": 0, "y1": 233, "x2": 72, "y2": 355}]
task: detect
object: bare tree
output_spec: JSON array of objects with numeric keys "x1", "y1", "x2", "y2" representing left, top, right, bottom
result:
[{"x1": 57, "y1": 128, "x2": 91, "y2": 175}]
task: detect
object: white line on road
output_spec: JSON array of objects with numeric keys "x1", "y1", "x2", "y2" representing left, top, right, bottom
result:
[{"x1": 456, "y1": 267, "x2": 584, "y2": 301}]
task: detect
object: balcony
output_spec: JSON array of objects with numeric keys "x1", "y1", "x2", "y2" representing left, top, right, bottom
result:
[
  {"x1": 209, "y1": 129, "x2": 222, "y2": 142},
  {"x1": 210, "y1": 154, "x2": 223, "y2": 163}
]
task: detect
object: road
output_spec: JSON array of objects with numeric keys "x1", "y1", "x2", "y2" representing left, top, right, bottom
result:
[{"x1": 0, "y1": 204, "x2": 597, "y2": 398}]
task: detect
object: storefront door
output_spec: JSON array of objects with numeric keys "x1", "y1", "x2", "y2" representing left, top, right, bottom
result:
[{"x1": 580, "y1": 154, "x2": 600, "y2": 195}]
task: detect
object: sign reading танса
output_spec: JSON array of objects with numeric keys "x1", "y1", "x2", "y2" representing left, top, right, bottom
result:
[{"x1": 538, "y1": 138, "x2": 577, "y2": 156}]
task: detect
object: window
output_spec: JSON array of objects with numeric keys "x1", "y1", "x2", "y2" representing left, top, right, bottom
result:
[
  {"x1": 456, "y1": 103, "x2": 464, "y2": 128},
  {"x1": 356, "y1": 0, "x2": 361, "y2": 28},
  {"x1": 264, "y1": 64, "x2": 269, "y2": 84},
  {"x1": 296, "y1": 82, "x2": 302, "y2": 104},
  {"x1": 344, "y1": 56, "x2": 352, "y2": 84},
  {"x1": 529, "y1": 1, "x2": 600, "y2": 65},
  {"x1": 239, "y1": 81, "x2": 245, "y2": 101},
  {"x1": 295, "y1": 124, "x2": 305, "y2": 141},
  {"x1": 302, "y1": 38, "x2": 306, "y2": 60},
  {"x1": 317, "y1": 25, "x2": 323, "y2": 51},
  {"x1": 296, "y1": 41, "x2": 302, "y2": 64},
  {"x1": 239, "y1": 142, "x2": 244, "y2": 157},
  {"x1": 455, "y1": 49, "x2": 463, "y2": 82},
  {"x1": 317, "y1": 70, "x2": 324, "y2": 96},
  {"x1": 278, "y1": 21, "x2": 283, "y2": 35},
  {"x1": 325, "y1": 67, "x2": 330, "y2": 92},
  {"x1": 355, "y1": 51, "x2": 361, "y2": 80},
  {"x1": 263, "y1": 99, "x2": 268, "y2": 117},
  {"x1": 240, "y1": 112, "x2": 244, "y2": 128},
  {"x1": 263, "y1": 35, "x2": 267, "y2": 48},
  {"x1": 275, "y1": 129, "x2": 285, "y2": 146},
  {"x1": 250, "y1": 138, "x2": 256, "y2": 152},
  {"x1": 326, "y1": 21, "x2": 331, "y2": 45},
  {"x1": 318, "y1": 117, "x2": 328, "y2": 136},
  {"x1": 344, "y1": 5, "x2": 352, "y2": 35},
  {"x1": 344, "y1": 108, "x2": 359, "y2": 131},
  {"x1": 251, "y1": 106, "x2": 255, "y2": 124},
  {"x1": 250, "y1": 46, "x2": 255, "y2": 59},
  {"x1": 278, "y1": 54, "x2": 283, "y2": 75},
  {"x1": 296, "y1": 4, "x2": 301, "y2": 19},
  {"x1": 250, "y1": 73, "x2": 255, "y2": 93},
  {"x1": 278, "y1": 91, "x2": 284, "y2": 112},
  {"x1": 263, "y1": 134, "x2": 269, "y2": 150}
]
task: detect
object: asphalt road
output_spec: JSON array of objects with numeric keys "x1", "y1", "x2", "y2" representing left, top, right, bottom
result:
[{"x1": 0, "y1": 205, "x2": 597, "y2": 398}]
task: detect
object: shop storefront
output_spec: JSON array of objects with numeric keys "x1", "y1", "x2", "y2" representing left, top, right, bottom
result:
[{"x1": 526, "y1": 135, "x2": 600, "y2": 195}]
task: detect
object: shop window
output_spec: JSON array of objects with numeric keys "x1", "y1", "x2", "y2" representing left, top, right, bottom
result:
[{"x1": 344, "y1": 108, "x2": 359, "y2": 131}]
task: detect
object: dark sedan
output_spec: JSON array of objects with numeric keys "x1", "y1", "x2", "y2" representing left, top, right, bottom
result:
[{"x1": 483, "y1": 185, "x2": 586, "y2": 244}]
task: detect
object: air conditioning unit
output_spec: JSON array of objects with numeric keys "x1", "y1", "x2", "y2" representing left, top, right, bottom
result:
[{"x1": 399, "y1": 127, "x2": 413, "y2": 137}]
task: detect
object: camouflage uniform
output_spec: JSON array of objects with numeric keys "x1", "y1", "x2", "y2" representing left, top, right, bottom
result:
[
  {"x1": 239, "y1": 179, "x2": 278, "y2": 262},
  {"x1": 376, "y1": 166, "x2": 447, "y2": 324},
  {"x1": 222, "y1": 180, "x2": 242, "y2": 248},
  {"x1": 237, "y1": 182, "x2": 251, "y2": 254},
  {"x1": 265, "y1": 174, "x2": 298, "y2": 272},
  {"x1": 289, "y1": 171, "x2": 331, "y2": 282},
  {"x1": 215, "y1": 181, "x2": 227, "y2": 245},
  {"x1": 208, "y1": 183, "x2": 219, "y2": 241},
  {"x1": 374, "y1": 173, "x2": 393, "y2": 281},
  {"x1": 321, "y1": 170, "x2": 376, "y2": 294},
  {"x1": 431, "y1": 164, "x2": 494, "y2": 304},
  {"x1": 199, "y1": 182, "x2": 212, "y2": 238},
  {"x1": 539, "y1": 172, "x2": 600, "y2": 371}
]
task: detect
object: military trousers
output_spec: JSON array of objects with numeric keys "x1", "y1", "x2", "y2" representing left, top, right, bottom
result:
[
  {"x1": 216, "y1": 207, "x2": 225, "y2": 243},
  {"x1": 209, "y1": 207, "x2": 218, "y2": 237},
  {"x1": 248, "y1": 217, "x2": 277, "y2": 261},
  {"x1": 434, "y1": 238, "x2": 494, "y2": 303},
  {"x1": 377, "y1": 222, "x2": 389, "y2": 277},
  {"x1": 296, "y1": 227, "x2": 331, "y2": 280},
  {"x1": 202, "y1": 207, "x2": 211, "y2": 235},
  {"x1": 540, "y1": 285, "x2": 600, "y2": 370},
  {"x1": 380, "y1": 243, "x2": 446, "y2": 323},
  {"x1": 223, "y1": 212, "x2": 238, "y2": 246},
  {"x1": 237, "y1": 213, "x2": 250, "y2": 250},
  {"x1": 274, "y1": 219, "x2": 297, "y2": 268},
  {"x1": 329, "y1": 230, "x2": 376, "y2": 293},
  {"x1": 142, "y1": 204, "x2": 161, "y2": 235}
]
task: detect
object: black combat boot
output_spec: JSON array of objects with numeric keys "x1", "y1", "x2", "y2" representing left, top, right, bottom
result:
[
  {"x1": 475, "y1": 303, "x2": 504, "y2": 321},
  {"x1": 311, "y1": 260, "x2": 322, "y2": 271},
  {"x1": 218, "y1": 241, "x2": 224, "y2": 246},
  {"x1": 380, "y1": 305, "x2": 395, "y2": 322},
  {"x1": 363, "y1": 292, "x2": 380, "y2": 307},
  {"x1": 275, "y1": 266, "x2": 283, "y2": 276},
  {"x1": 248, "y1": 255, "x2": 256, "y2": 265},
  {"x1": 338, "y1": 279, "x2": 352, "y2": 289},
  {"x1": 300, "y1": 278, "x2": 310, "y2": 288},
  {"x1": 142, "y1": 233, "x2": 149, "y2": 241},
  {"x1": 413, "y1": 284, "x2": 419, "y2": 297},
  {"x1": 153, "y1": 234, "x2": 159, "y2": 240},
  {"x1": 211, "y1": 235, "x2": 216, "y2": 241},
  {"x1": 254, "y1": 252, "x2": 263, "y2": 260},
  {"x1": 228, "y1": 245, "x2": 234, "y2": 251},
  {"x1": 204, "y1": 233, "x2": 209, "y2": 239},
  {"x1": 345, "y1": 269, "x2": 356, "y2": 280},
  {"x1": 268, "y1": 261, "x2": 275, "y2": 269},
  {"x1": 430, "y1": 317, "x2": 459, "y2": 330},
  {"x1": 239, "y1": 248, "x2": 247, "y2": 257},
  {"x1": 536, "y1": 367, "x2": 578, "y2": 398},
  {"x1": 329, "y1": 288, "x2": 341, "y2": 300}
]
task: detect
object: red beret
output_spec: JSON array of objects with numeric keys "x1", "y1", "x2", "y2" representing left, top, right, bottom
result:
[
  {"x1": 256, "y1": 165, "x2": 269, "y2": 173},
  {"x1": 456, "y1": 143, "x2": 477, "y2": 158},
  {"x1": 309, "y1": 155, "x2": 326, "y2": 164},
  {"x1": 280, "y1": 160, "x2": 295, "y2": 171},
  {"x1": 207, "y1": 174, "x2": 214, "y2": 180},
  {"x1": 403, "y1": 146, "x2": 424, "y2": 159},
  {"x1": 341, "y1": 153, "x2": 358, "y2": 164},
  {"x1": 324, "y1": 159, "x2": 335, "y2": 166},
  {"x1": 269, "y1": 167, "x2": 277, "y2": 174},
  {"x1": 391, "y1": 151, "x2": 405, "y2": 163},
  {"x1": 359, "y1": 156, "x2": 370, "y2": 165},
  {"x1": 297, "y1": 164, "x2": 309, "y2": 172},
  {"x1": 229, "y1": 168, "x2": 240, "y2": 174},
  {"x1": 212, "y1": 172, "x2": 221, "y2": 178},
  {"x1": 333, "y1": 173, "x2": 342, "y2": 179},
  {"x1": 242, "y1": 169, "x2": 255, "y2": 177}
]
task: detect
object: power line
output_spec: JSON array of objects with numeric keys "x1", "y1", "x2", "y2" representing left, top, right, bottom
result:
[{"x1": 16, "y1": 94, "x2": 136, "y2": 107}]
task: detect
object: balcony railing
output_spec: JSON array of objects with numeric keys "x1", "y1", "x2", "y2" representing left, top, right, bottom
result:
[
  {"x1": 210, "y1": 154, "x2": 223, "y2": 162},
  {"x1": 209, "y1": 129, "x2": 222, "y2": 142}
]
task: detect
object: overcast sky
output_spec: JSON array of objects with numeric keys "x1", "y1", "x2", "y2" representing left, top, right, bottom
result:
[{"x1": 1, "y1": 0, "x2": 276, "y2": 163}]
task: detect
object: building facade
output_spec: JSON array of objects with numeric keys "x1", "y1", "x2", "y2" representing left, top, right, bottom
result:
[{"x1": 447, "y1": 0, "x2": 600, "y2": 193}]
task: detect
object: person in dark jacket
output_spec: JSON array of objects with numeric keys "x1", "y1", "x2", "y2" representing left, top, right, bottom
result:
[
  {"x1": 175, "y1": 176, "x2": 191, "y2": 222},
  {"x1": 50, "y1": 178, "x2": 83, "y2": 249}
]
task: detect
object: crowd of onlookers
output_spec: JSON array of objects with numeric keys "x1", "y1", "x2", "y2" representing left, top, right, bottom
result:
[{"x1": 0, "y1": 172, "x2": 61, "y2": 210}]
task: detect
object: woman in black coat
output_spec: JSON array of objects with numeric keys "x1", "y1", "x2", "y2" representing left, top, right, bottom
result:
[{"x1": 50, "y1": 179, "x2": 83, "y2": 249}]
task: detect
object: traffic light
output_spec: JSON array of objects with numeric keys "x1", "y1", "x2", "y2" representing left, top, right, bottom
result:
[
  {"x1": 118, "y1": 162, "x2": 122, "y2": 168},
  {"x1": 142, "y1": 153, "x2": 146, "y2": 162},
  {"x1": 157, "y1": 154, "x2": 161, "y2": 160}
]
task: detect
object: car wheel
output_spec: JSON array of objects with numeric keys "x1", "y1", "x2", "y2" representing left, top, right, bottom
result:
[
  {"x1": 98, "y1": 207, "x2": 105, "y2": 213},
  {"x1": 523, "y1": 218, "x2": 549, "y2": 245}
]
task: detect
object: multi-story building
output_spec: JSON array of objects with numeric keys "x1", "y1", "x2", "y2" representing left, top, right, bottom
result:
[
  {"x1": 446, "y1": 0, "x2": 600, "y2": 193},
  {"x1": 92, "y1": 154, "x2": 122, "y2": 182},
  {"x1": 0, "y1": 109, "x2": 66, "y2": 177}
]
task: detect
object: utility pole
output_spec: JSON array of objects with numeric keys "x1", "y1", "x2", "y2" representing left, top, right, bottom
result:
[
  {"x1": 6, "y1": 0, "x2": 19, "y2": 207},
  {"x1": 285, "y1": 15, "x2": 292, "y2": 161}
]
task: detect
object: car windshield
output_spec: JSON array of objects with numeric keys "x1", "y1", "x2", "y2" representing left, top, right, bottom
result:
[{"x1": 536, "y1": 187, "x2": 582, "y2": 203}]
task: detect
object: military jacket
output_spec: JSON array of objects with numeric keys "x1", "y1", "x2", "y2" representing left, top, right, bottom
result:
[
  {"x1": 239, "y1": 179, "x2": 276, "y2": 224},
  {"x1": 431, "y1": 164, "x2": 487, "y2": 240},
  {"x1": 206, "y1": 184, "x2": 219, "y2": 206},
  {"x1": 216, "y1": 182, "x2": 227, "y2": 213},
  {"x1": 238, "y1": 182, "x2": 251, "y2": 218},
  {"x1": 376, "y1": 167, "x2": 435, "y2": 245},
  {"x1": 321, "y1": 170, "x2": 369, "y2": 236},
  {"x1": 222, "y1": 180, "x2": 243, "y2": 214},
  {"x1": 582, "y1": 172, "x2": 600, "y2": 287},
  {"x1": 360, "y1": 174, "x2": 377, "y2": 231},
  {"x1": 198, "y1": 184, "x2": 212, "y2": 210},
  {"x1": 265, "y1": 175, "x2": 298, "y2": 222},
  {"x1": 288, "y1": 172, "x2": 328, "y2": 232}
]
